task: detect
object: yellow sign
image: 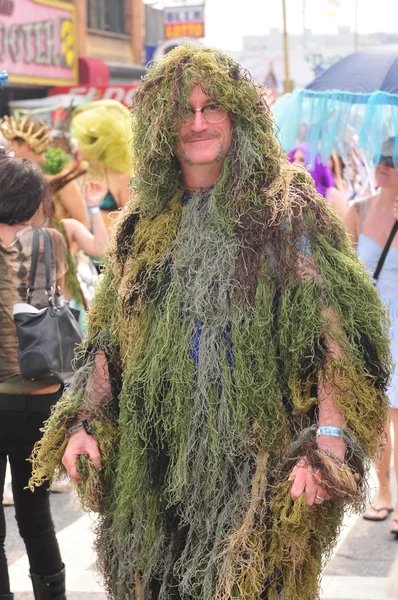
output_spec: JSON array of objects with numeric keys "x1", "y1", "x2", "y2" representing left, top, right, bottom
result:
[{"x1": 164, "y1": 22, "x2": 204, "y2": 40}]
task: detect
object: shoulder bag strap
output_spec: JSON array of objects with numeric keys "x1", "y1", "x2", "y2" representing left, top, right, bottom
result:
[
  {"x1": 373, "y1": 220, "x2": 398, "y2": 283},
  {"x1": 27, "y1": 228, "x2": 40, "y2": 304},
  {"x1": 42, "y1": 228, "x2": 53, "y2": 297}
]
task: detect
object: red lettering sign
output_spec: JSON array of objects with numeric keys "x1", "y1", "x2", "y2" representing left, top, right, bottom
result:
[{"x1": 49, "y1": 84, "x2": 142, "y2": 107}]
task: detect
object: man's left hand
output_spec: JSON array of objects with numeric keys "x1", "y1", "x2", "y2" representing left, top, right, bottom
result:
[{"x1": 289, "y1": 458, "x2": 331, "y2": 506}]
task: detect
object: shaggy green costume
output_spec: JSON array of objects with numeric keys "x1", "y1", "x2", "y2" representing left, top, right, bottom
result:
[{"x1": 31, "y1": 46, "x2": 391, "y2": 600}]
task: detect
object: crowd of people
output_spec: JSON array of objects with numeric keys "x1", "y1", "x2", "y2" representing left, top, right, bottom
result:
[
  {"x1": 290, "y1": 139, "x2": 398, "y2": 539},
  {"x1": 0, "y1": 45, "x2": 396, "y2": 599},
  {"x1": 0, "y1": 100, "x2": 129, "y2": 598}
]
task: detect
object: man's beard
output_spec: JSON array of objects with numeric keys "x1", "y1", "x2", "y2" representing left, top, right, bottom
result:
[
  {"x1": 182, "y1": 140, "x2": 226, "y2": 166},
  {"x1": 179, "y1": 132, "x2": 227, "y2": 166}
]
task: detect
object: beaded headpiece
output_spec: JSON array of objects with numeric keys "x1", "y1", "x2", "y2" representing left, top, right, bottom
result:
[{"x1": 0, "y1": 115, "x2": 52, "y2": 154}]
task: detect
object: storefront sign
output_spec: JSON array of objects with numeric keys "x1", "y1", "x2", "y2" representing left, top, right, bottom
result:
[
  {"x1": 164, "y1": 5, "x2": 204, "y2": 39},
  {"x1": 0, "y1": 0, "x2": 77, "y2": 86},
  {"x1": 49, "y1": 84, "x2": 141, "y2": 107}
]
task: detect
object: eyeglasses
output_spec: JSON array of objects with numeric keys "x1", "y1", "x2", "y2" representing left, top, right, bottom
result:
[
  {"x1": 182, "y1": 103, "x2": 228, "y2": 124},
  {"x1": 378, "y1": 155, "x2": 396, "y2": 168}
]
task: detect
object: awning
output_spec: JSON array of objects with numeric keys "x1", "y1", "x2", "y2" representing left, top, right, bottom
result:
[
  {"x1": 78, "y1": 57, "x2": 110, "y2": 86},
  {"x1": 107, "y1": 62, "x2": 147, "y2": 83}
]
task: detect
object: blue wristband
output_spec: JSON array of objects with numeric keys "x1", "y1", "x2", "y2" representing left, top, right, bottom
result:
[
  {"x1": 316, "y1": 426, "x2": 342, "y2": 438},
  {"x1": 88, "y1": 206, "x2": 101, "y2": 215}
]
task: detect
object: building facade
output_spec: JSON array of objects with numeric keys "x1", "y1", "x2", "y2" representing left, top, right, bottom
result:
[
  {"x1": 77, "y1": 0, "x2": 145, "y2": 85},
  {"x1": 0, "y1": 0, "x2": 146, "y2": 117}
]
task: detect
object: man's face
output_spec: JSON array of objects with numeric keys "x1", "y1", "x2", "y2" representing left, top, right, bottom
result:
[{"x1": 175, "y1": 86, "x2": 232, "y2": 170}]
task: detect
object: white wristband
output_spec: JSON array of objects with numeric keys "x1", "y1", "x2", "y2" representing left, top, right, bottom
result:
[
  {"x1": 316, "y1": 426, "x2": 342, "y2": 438},
  {"x1": 88, "y1": 206, "x2": 101, "y2": 215}
]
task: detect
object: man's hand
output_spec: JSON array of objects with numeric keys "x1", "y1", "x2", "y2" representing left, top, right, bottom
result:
[
  {"x1": 289, "y1": 458, "x2": 331, "y2": 506},
  {"x1": 61, "y1": 429, "x2": 102, "y2": 484}
]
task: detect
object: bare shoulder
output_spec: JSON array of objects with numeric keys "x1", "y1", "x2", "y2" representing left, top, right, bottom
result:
[
  {"x1": 109, "y1": 169, "x2": 131, "y2": 183},
  {"x1": 118, "y1": 171, "x2": 131, "y2": 181},
  {"x1": 344, "y1": 196, "x2": 374, "y2": 243},
  {"x1": 59, "y1": 178, "x2": 81, "y2": 195},
  {"x1": 347, "y1": 196, "x2": 371, "y2": 220}
]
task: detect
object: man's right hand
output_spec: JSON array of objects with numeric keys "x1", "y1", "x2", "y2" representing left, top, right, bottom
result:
[{"x1": 61, "y1": 429, "x2": 102, "y2": 484}]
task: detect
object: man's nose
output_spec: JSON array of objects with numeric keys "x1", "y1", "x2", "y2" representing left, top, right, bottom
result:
[{"x1": 191, "y1": 109, "x2": 208, "y2": 132}]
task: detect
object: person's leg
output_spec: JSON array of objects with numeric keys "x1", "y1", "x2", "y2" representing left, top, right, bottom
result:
[
  {"x1": 363, "y1": 420, "x2": 393, "y2": 520},
  {"x1": 389, "y1": 408, "x2": 398, "y2": 534},
  {"x1": 0, "y1": 389, "x2": 64, "y2": 598},
  {"x1": 2, "y1": 460, "x2": 13, "y2": 507},
  {"x1": 10, "y1": 452, "x2": 63, "y2": 575},
  {"x1": 9, "y1": 391, "x2": 66, "y2": 598},
  {"x1": 0, "y1": 453, "x2": 11, "y2": 594}
]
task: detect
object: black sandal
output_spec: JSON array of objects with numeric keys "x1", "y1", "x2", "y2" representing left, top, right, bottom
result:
[{"x1": 363, "y1": 507, "x2": 393, "y2": 521}]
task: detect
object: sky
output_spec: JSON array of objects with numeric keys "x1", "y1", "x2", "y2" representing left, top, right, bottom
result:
[{"x1": 147, "y1": 0, "x2": 398, "y2": 52}]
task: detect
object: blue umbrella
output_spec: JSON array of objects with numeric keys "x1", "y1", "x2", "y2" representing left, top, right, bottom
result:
[
  {"x1": 273, "y1": 45, "x2": 398, "y2": 166},
  {"x1": 307, "y1": 44, "x2": 398, "y2": 94}
]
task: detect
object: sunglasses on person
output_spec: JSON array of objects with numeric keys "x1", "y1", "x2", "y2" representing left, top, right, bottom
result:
[{"x1": 377, "y1": 155, "x2": 396, "y2": 168}]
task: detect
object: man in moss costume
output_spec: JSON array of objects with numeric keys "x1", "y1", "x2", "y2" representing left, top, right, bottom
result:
[{"x1": 30, "y1": 45, "x2": 391, "y2": 600}]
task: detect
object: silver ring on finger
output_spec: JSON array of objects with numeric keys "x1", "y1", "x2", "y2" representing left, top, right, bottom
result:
[{"x1": 316, "y1": 494, "x2": 325, "y2": 501}]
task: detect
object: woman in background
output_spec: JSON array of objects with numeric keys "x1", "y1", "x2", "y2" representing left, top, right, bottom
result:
[
  {"x1": 289, "y1": 143, "x2": 348, "y2": 221},
  {"x1": 0, "y1": 156, "x2": 67, "y2": 599},
  {"x1": 0, "y1": 115, "x2": 89, "y2": 229},
  {"x1": 344, "y1": 138, "x2": 398, "y2": 538},
  {"x1": 71, "y1": 99, "x2": 132, "y2": 232},
  {"x1": 329, "y1": 150, "x2": 349, "y2": 198}
]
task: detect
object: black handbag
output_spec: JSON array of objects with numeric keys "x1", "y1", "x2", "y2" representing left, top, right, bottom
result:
[{"x1": 13, "y1": 228, "x2": 83, "y2": 382}]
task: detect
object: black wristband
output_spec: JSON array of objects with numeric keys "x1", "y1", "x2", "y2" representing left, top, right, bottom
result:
[
  {"x1": 66, "y1": 419, "x2": 94, "y2": 438},
  {"x1": 81, "y1": 419, "x2": 94, "y2": 436}
]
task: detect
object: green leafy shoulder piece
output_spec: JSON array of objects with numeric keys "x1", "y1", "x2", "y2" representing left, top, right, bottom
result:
[{"x1": 42, "y1": 147, "x2": 71, "y2": 175}]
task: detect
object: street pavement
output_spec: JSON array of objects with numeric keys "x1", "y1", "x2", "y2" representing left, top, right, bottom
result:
[
  {"x1": 4, "y1": 469, "x2": 398, "y2": 599},
  {"x1": 321, "y1": 469, "x2": 398, "y2": 600}
]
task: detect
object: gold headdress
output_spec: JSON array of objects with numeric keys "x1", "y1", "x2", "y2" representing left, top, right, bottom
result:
[{"x1": 0, "y1": 115, "x2": 52, "y2": 154}]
